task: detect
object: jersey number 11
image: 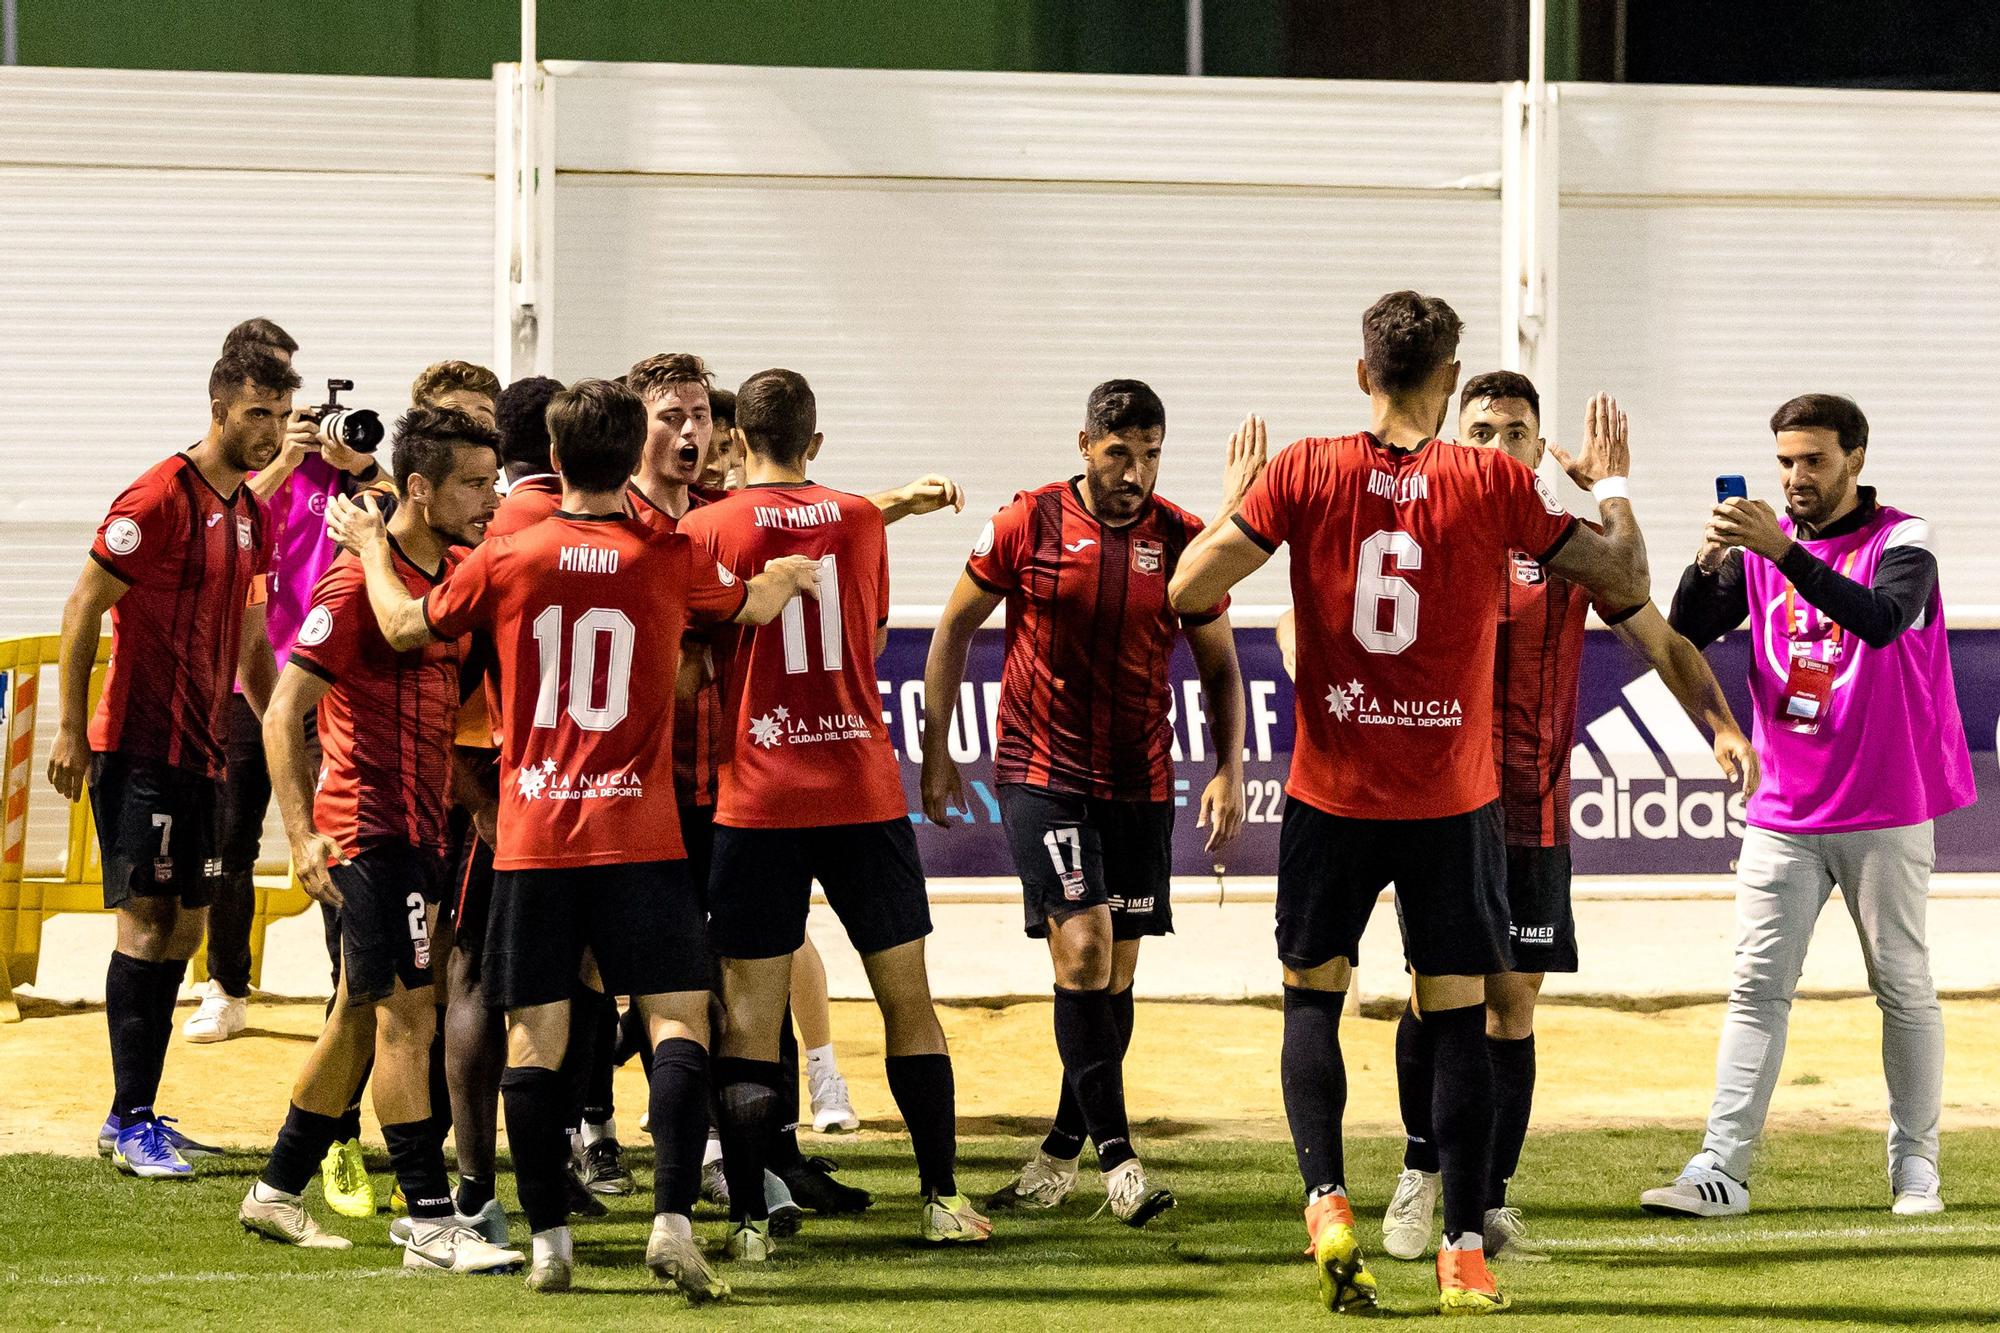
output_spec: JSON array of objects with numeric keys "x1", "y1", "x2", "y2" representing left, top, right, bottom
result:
[{"x1": 782, "y1": 554, "x2": 843, "y2": 674}]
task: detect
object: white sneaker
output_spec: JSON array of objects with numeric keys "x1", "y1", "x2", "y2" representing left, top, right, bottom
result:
[
  {"x1": 810, "y1": 1067, "x2": 861, "y2": 1133},
  {"x1": 1891, "y1": 1157, "x2": 1944, "y2": 1216},
  {"x1": 239, "y1": 1182, "x2": 352, "y2": 1249},
  {"x1": 1100, "y1": 1158, "x2": 1175, "y2": 1227},
  {"x1": 647, "y1": 1213, "x2": 730, "y2": 1304},
  {"x1": 1483, "y1": 1205, "x2": 1549, "y2": 1262},
  {"x1": 984, "y1": 1148, "x2": 1079, "y2": 1211},
  {"x1": 402, "y1": 1219, "x2": 524, "y2": 1273},
  {"x1": 1639, "y1": 1156, "x2": 1749, "y2": 1217},
  {"x1": 726, "y1": 1219, "x2": 775, "y2": 1262},
  {"x1": 183, "y1": 981, "x2": 247, "y2": 1044},
  {"x1": 1381, "y1": 1168, "x2": 1439, "y2": 1260}
]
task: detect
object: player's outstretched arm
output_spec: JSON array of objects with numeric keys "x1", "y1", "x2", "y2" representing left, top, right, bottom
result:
[
  {"x1": 1545, "y1": 393, "x2": 1651, "y2": 608},
  {"x1": 1170, "y1": 414, "x2": 1273, "y2": 613},
  {"x1": 1185, "y1": 614, "x2": 1248, "y2": 852},
  {"x1": 326, "y1": 493, "x2": 433, "y2": 650},
  {"x1": 920, "y1": 572, "x2": 1004, "y2": 824},
  {"x1": 263, "y1": 663, "x2": 348, "y2": 906},
  {"x1": 1608, "y1": 602, "x2": 1760, "y2": 796},
  {"x1": 736, "y1": 554, "x2": 823, "y2": 625},
  {"x1": 872, "y1": 475, "x2": 967, "y2": 525},
  {"x1": 47, "y1": 561, "x2": 129, "y2": 802}
]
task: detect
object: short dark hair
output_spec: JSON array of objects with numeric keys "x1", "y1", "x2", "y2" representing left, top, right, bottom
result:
[
  {"x1": 709, "y1": 386, "x2": 737, "y2": 430},
  {"x1": 545, "y1": 378, "x2": 646, "y2": 492},
  {"x1": 496, "y1": 375, "x2": 564, "y2": 473},
  {"x1": 1770, "y1": 393, "x2": 1868, "y2": 453},
  {"x1": 627, "y1": 352, "x2": 713, "y2": 404},
  {"x1": 1362, "y1": 290, "x2": 1465, "y2": 396},
  {"x1": 736, "y1": 369, "x2": 817, "y2": 468},
  {"x1": 392, "y1": 405, "x2": 501, "y2": 493},
  {"x1": 223, "y1": 318, "x2": 297, "y2": 355},
  {"x1": 1084, "y1": 379, "x2": 1165, "y2": 441},
  {"x1": 208, "y1": 344, "x2": 301, "y2": 403},
  {"x1": 1459, "y1": 370, "x2": 1540, "y2": 423}
]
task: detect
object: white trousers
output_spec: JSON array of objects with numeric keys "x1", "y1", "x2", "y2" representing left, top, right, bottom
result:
[{"x1": 1700, "y1": 821, "x2": 1943, "y2": 1180}]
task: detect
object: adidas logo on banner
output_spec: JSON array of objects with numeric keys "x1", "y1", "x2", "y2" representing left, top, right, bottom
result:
[{"x1": 1571, "y1": 671, "x2": 1747, "y2": 841}]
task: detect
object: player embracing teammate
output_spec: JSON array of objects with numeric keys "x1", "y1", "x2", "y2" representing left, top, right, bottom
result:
[{"x1": 1171, "y1": 291, "x2": 1654, "y2": 1315}]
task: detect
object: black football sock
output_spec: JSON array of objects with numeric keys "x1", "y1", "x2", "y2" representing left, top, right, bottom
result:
[
  {"x1": 583, "y1": 991, "x2": 618, "y2": 1127},
  {"x1": 146, "y1": 956, "x2": 188, "y2": 1074},
  {"x1": 261, "y1": 1103, "x2": 347, "y2": 1197},
  {"x1": 558, "y1": 983, "x2": 597, "y2": 1133},
  {"x1": 1428, "y1": 1003, "x2": 1495, "y2": 1241},
  {"x1": 649, "y1": 1038, "x2": 710, "y2": 1218},
  {"x1": 1280, "y1": 985, "x2": 1347, "y2": 1196},
  {"x1": 499, "y1": 1065, "x2": 571, "y2": 1235},
  {"x1": 427, "y1": 1007, "x2": 453, "y2": 1149},
  {"x1": 383, "y1": 1119, "x2": 453, "y2": 1221},
  {"x1": 713, "y1": 1057, "x2": 781, "y2": 1222},
  {"x1": 1052, "y1": 986, "x2": 1135, "y2": 1171},
  {"x1": 106, "y1": 952, "x2": 159, "y2": 1119},
  {"x1": 1045, "y1": 984, "x2": 1134, "y2": 1158},
  {"x1": 1109, "y1": 983, "x2": 1136, "y2": 1056},
  {"x1": 770, "y1": 1007, "x2": 805, "y2": 1172},
  {"x1": 1397, "y1": 1001, "x2": 1441, "y2": 1174},
  {"x1": 884, "y1": 1053, "x2": 958, "y2": 1198},
  {"x1": 1487, "y1": 1033, "x2": 1537, "y2": 1211},
  {"x1": 455, "y1": 1173, "x2": 495, "y2": 1216}
]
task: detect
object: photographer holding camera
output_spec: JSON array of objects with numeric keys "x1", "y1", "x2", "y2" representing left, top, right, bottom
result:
[
  {"x1": 1641, "y1": 393, "x2": 1975, "y2": 1220},
  {"x1": 184, "y1": 320, "x2": 389, "y2": 1046}
]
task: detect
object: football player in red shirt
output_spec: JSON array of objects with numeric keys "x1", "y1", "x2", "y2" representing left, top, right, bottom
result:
[
  {"x1": 1169, "y1": 291, "x2": 1652, "y2": 1316},
  {"x1": 48, "y1": 344, "x2": 289, "y2": 1179},
  {"x1": 330, "y1": 379, "x2": 817, "y2": 1298},
  {"x1": 680, "y1": 369, "x2": 994, "y2": 1254},
  {"x1": 629, "y1": 351, "x2": 967, "y2": 1219},
  {"x1": 920, "y1": 379, "x2": 1245, "y2": 1226},
  {"x1": 237, "y1": 406, "x2": 521, "y2": 1273}
]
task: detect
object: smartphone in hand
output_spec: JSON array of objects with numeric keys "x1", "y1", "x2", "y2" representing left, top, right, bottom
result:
[{"x1": 1715, "y1": 474, "x2": 1748, "y2": 503}]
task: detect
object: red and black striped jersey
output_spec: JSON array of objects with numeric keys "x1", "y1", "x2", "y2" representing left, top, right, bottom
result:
[
  {"x1": 291, "y1": 544, "x2": 467, "y2": 858},
  {"x1": 967, "y1": 480, "x2": 1227, "y2": 803},
  {"x1": 88, "y1": 453, "x2": 271, "y2": 779},
  {"x1": 1493, "y1": 554, "x2": 1592, "y2": 847}
]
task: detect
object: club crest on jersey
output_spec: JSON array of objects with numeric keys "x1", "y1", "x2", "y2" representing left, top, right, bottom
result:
[
  {"x1": 236, "y1": 516, "x2": 254, "y2": 550},
  {"x1": 1131, "y1": 538, "x2": 1163, "y2": 575},
  {"x1": 1510, "y1": 551, "x2": 1545, "y2": 586}
]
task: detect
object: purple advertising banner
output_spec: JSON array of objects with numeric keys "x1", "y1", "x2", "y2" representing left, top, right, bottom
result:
[{"x1": 878, "y1": 627, "x2": 1997, "y2": 877}]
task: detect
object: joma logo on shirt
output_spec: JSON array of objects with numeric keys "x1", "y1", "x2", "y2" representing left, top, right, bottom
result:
[{"x1": 1367, "y1": 471, "x2": 1430, "y2": 503}]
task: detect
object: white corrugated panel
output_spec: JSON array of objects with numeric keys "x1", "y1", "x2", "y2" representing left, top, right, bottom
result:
[
  {"x1": 550, "y1": 68, "x2": 1506, "y2": 616},
  {"x1": 0, "y1": 69, "x2": 496, "y2": 639},
  {"x1": 1556, "y1": 86, "x2": 2000, "y2": 611},
  {"x1": 550, "y1": 62, "x2": 1503, "y2": 189}
]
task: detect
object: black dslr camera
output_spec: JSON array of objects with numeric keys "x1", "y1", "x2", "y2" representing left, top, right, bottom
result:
[{"x1": 305, "y1": 378, "x2": 385, "y2": 453}]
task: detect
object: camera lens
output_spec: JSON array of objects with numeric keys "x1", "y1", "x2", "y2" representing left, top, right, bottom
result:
[{"x1": 319, "y1": 408, "x2": 384, "y2": 453}]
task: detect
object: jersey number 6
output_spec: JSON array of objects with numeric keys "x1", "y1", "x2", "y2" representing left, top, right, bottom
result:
[{"x1": 1353, "y1": 530, "x2": 1421, "y2": 655}]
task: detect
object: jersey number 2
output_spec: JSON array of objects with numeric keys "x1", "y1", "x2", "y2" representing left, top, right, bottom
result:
[
  {"x1": 782, "y1": 555, "x2": 842, "y2": 674},
  {"x1": 1353, "y1": 530, "x2": 1421, "y2": 655},
  {"x1": 531, "y1": 605, "x2": 636, "y2": 731}
]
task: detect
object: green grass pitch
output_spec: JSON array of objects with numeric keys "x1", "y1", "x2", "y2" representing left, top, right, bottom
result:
[{"x1": 3, "y1": 1129, "x2": 1996, "y2": 1330}]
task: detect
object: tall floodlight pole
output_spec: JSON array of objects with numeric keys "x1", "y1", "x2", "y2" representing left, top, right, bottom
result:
[{"x1": 1187, "y1": 0, "x2": 1203, "y2": 77}]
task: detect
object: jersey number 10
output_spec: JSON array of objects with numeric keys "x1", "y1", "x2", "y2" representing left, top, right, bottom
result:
[
  {"x1": 531, "y1": 605, "x2": 636, "y2": 732},
  {"x1": 782, "y1": 554, "x2": 842, "y2": 674}
]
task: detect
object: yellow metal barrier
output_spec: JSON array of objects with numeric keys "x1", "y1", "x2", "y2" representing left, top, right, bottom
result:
[{"x1": 0, "y1": 634, "x2": 312, "y2": 1021}]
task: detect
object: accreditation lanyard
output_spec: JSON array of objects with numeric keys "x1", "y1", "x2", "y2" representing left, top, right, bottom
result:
[{"x1": 1776, "y1": 548, "x2": 1860, "y2": 734}]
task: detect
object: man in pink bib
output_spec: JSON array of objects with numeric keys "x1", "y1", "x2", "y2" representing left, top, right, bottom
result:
[{"x1": 1642, "y1": 393, "x2": 1974, "y2": 1219}]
